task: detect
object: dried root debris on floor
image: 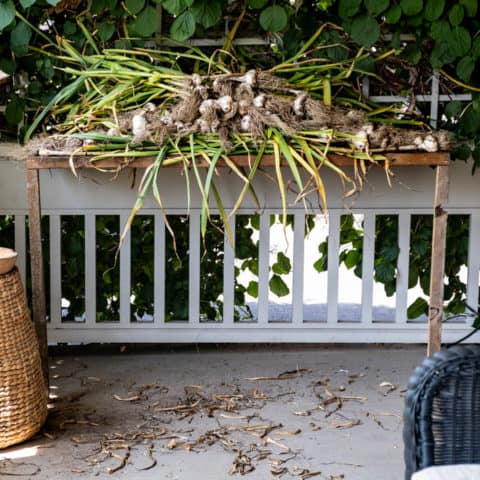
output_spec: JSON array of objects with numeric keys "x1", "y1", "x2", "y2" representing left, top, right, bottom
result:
[{"x1": 0, "y1": 354, "x2": 407, "y2": 479}]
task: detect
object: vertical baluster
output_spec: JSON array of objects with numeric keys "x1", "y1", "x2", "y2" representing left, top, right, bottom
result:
[
  {"x1": 396, "y1": 213, "x2": 411, "y2": 323},
  {"x1": 292, "y1": 212, "x2": 305, "y2": 324},
  {"x1": 467, "y1": 212, "x2": 480, "y2": 316},
  {"x1": 223, "y1": 215, "x2": 235, "y2": 325},
  {"x1": 14, "y1": 214, "x2": 26, "y2": 283},
  {"x1": 49, "y1": 215, "x2": 62, "y2": 327},
  {"x1": 85, "y1": 214, "x2": 96, "y2": 326},
  {"x1": 258, "y1": 213, "x2": 270, "y2": 324},
  {"x1": 189, "y1": 212, "x2": 201, "y2": 324},
  {"x1": 361, "y1": 212, "x2": 375, "y2": 324},
  {"x1": 119, "y1": 213, "x2": 131, "y2": 325},
  {"x1": 327, "y1": 212, "x2": 340, "y2": 324},
  {"x1": 154, "y1": 212, "x2": 165, "y2": 325}
]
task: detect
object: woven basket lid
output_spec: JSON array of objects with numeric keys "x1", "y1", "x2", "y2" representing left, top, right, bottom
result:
[{"x1": 0, "y1": 248, "x2": 17, "y2": 275}]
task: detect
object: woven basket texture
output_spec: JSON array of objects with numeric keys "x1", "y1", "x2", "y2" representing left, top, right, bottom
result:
[{"x1": 0, "y1": 268, "x2": 47, "y2": 449}]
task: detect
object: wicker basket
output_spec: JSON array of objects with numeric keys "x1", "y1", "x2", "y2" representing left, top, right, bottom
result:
[{"x1": 0, "y1": 268, "x2": 47, "y2": 449}]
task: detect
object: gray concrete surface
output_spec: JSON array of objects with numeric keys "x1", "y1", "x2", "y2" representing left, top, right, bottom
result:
[{"x1": 0, "y1": 346, "x2": 426, "y2": 479}]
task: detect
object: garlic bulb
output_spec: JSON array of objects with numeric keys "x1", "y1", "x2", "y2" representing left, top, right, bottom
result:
[
  {"x1": 199, "y1": 99, "x2": 216, "y2": 115},
  {"x1": 191, "y1": 73, "x2": 202, "y2": 87},
  {"x1": 253, "y1": 94, "x2": 266, "y2": 108},
  {"x1": 293, "y1": 93, "x2": 308, "y2": 116},
  {"x1": 132, "y1": 114, "x2": 147, "y2": 139},
  {"x1": 422, "y1": 134, "x2": 438, "y2": 152},
  {"x1": 216, "y1": 95, "x2": 233, "y2": 113},
  {"x1": 241, "y1": 115, "x2": 252, "y2": 132},
  {"x1": 352, "y1": 130, "x2": 368, "y2": 150}
]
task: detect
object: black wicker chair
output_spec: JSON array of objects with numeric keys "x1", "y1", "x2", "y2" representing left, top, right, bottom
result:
[{"x1": 403, "y1": 345, "x2": 480, "y2": 479}]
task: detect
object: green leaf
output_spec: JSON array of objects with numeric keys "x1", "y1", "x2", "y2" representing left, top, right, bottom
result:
[
  {"x1": 424, "y1": 0, "x2": 444, "y2": 20},
  {"x1": 132, "y1": 5, "x2": 159, "y2": 36},
  {"x1": 162, "y1": 0, "x2": 193, "y2": 15},
  {"x1": 365, "y1": 0, "x2": 389, "y2": 15},
  {"x1": 385, "y1": 4, "x2": 401, "y2": 23},
  {"x1": 246, "y1": 280, "x2": 258, "y2": 298},
  {"x1": 126, "y1": 0, "x2": 145, "y2": 14},
  {"x1": 0, "y1": 0, "x2": 15, "y2": 30},
  {"x1": 471, "y1": 37, "x2": 480, "y2": 59},
  {"x1": 460, "y1": 0, "x2": 477, "y2": 16},
  {"x1": 10, "y1": 21, "x2": 31, "y2": 57},
  {"x1": 170, "y1": 10, "x2": 195, "y2": 41},
  {"x1": 403, "y1": 43, "x2": 421, "y2": 64},
  {"x1": 338, "y1": 0, "x2": 361, "y2": 18},
  {"x1": 430, "y1": 19, "x2": 450, "y2": 41},
  {"x1": 0, "y1": 57, "x2": 15, "y2": 75},
  {"x1": 63, "y1": 20, "x2": 76, "y2": 35},
  {"x1": 456, "y1": 56, "x2": 475, "y2": 83},
  {"x1": 5, "y1": 95, "x2": 25, "y2": 126},
  {"x1": 191, "y1": 0, "x2": 221, "y2": 28},
  {"x1": 269, "y1": 274, "x2": 289, "y2": 297},
  {"x1": 407, "y1": 297, "x2": 428, "y2": 319},
  {"x1": 344, "y1": 249, "x2": 361, "y2": 268},
  {"x1": 350, "y1": 14, "x2": 380, "y2": 47},
  {"x1": 272, "y1": 252, "x2": 292, "y2": 275},
  {"x1": 445, "y1": 100, "x2": 462, "y2": 118},
  {"x1": 248, "y1": 0, "x2": 268, "y2": 9},
  {"x1": 449, "y1": 26, "x2": 471, "y2": 57},
  {"x1": 97, "y1": 21, "x2": 115, "y2": 41},
  {"x1": 448, "y1": 4, "x2": 464, "y2": 26},
  {"x1": 19, "y1": 0, "x2": 36, "y2": 8},
  {"x1": 400, "y1": 0, "x2": 422, "y2": 16},
  {"x1": 259, "y1": 5, "x2": 288, "y2": 32}
]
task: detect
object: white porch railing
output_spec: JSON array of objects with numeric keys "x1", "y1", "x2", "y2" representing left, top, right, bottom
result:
[{"x1": 0, "y1": 153, "x2": 479, "y2": 344}]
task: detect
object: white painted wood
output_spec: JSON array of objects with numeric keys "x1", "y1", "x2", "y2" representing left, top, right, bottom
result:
[
  {"x1": 14, "y1": 214, "x2": 26, "y2": 283},
  {"x1": 85, "y1": 214, "x2": 96, "y2": 326},
  {"x1": 154, "y1": 213, "x2": 165, "y2": 325},
  {"x1": 361, "y1": 213, "x2": 375, "y2": 324},
  {"x1": 119, "y1": 213, "x2": 131, "y2": 325},
  {"x1": 430, "y1": 71, "x2": 440, "y2": 129},
  {"x1": 49, "y1": 215, "x2": 62, "y2": 327},
  {"x1": 292, "y1": 212, "x2": 305, "y2": 324},
  {"x1": 258, "y1": 213, "x2": 270, "y2": 324},
  {"x1": 189, "y1": 213, "x2": 201, "y2": 324},
  {"x1": 223, "y1": 215, "x2": 235, "y2": 325},
  {"x1": 396, "y1": 214, "x2": 411, "y2": 323},
  {"x1": 467, "y1": 212, "x2": 480, "y2": 314},
  {"x1": 327, "y1": 212, "x2": 340, "y2": 324}
]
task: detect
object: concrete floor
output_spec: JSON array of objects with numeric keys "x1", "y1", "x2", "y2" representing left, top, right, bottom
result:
[{"x1": 0, "y1": 345, "x2": 427, "y2": 479}]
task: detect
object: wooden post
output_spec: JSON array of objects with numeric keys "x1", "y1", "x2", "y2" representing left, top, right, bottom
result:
[
  {"x1": 427, "y1": 164, "x2": 450, "y2": 355},
  {"x1": 26, "y1": 167, "x2": 49, "y2": 385}
]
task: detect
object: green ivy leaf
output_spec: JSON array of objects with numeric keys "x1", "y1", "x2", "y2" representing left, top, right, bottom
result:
[
  {"x1": 0, "y1": 57, "x2": 15, "y2": 75},
  {"x1": 471, "y1": 37, "x2": 480, "y2": 59},
  {"x1": 10, "y1": 21, "x2": 31, "y2": 57},
  {"x1": 344, "y1": 249, "x2": 361, "y2": 268},
  {"x1": 430, "y1": 19, "x2": 450, "y2": 41},
  {"x1": 364, "y1": 0, "x2": 389, "y2": 15},
  {"x1": 63, "y1": 20, "x2": 76, "y2": 35},
  {"x1": 5, "y1": 95, "x2": 25, "y2": 126},
  {"x1": 460, "y1": 0, "x2": 477, "y2": 16},
  {"x1": 248, "y1": 0, "x2": 268, "y2": 9},
  {"x1": 125, "y1": 0, "x2": 145, "y2": 15},
  {"x1": 191, "y1": 0, "x2": 222, "y2": 28},
  {"x1": 19, "y1": 0, "x2": 36, "y2": 8},
  {"x1": 445, "y1": 100, "x2": 462, "y2": 118},
  {"x1": 400, "y1": 0, "x2": 422, "y2": 16},
  {"x1": 269, "y1": 274, "x2": 289, "y2": 297},
  {"x1": 338, "y1": 0, "x2": 361, "y2": 18},
  {"x1": 385, "y1": 4, "x2": 401, "y2": 23},
  {"x1": 170, "y1": 10, "x2": 195, "y2": 41},
  {"x1": 350, "y1": 14, "x2": 380, "y2": 47},
  {"x1": 0, "y1": 0, "x2": 15, "y2": 30},
  {"x1": 448, "y1": 4, "x2": 464, "y2": 26},
  {"x1": 456, "y1": 56, "x2": 475, "y2": 82},
  {"x1": 162, "y1": 0, "x2": 193, "y2": 15},
  {"x1": 132, "y1": 5, "x2": 159, "y2": 36},
  {"x1": 259, "y1": 5, "x2": 288, "y2": 32},
  {"x1": 449, "y1": 26, "x2": 471, "y2": 57},
  {"x1": 407, "y1": 297, "x2": 428, "y2": 319},
  {"x1": 272, "y1": 252, "x2": 292, "y2": 275},
  {"x1": 403, "y1": 43, "x2": 421, "y2": 64},
  {"x1": 97, "y1": 21, "x2": 115, "y2": 41},
  {"x1": 424, "y1": 0, "x2": 444, "y2": 20},
  {"x1": 246, "y1": 280, "x2": 258, "y2": 298}
]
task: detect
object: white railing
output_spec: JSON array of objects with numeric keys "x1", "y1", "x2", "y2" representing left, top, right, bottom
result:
[{"x1": 1, "y1": 154, "x2": 479, "y2": 344}]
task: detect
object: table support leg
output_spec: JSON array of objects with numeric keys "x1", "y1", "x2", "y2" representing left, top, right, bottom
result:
[
  {"x1": 427, "y1": 164, "x2": 450, "y2": 356},
  {"x1": 26, "y1": 167, "x2": 49, "y2": 385}
]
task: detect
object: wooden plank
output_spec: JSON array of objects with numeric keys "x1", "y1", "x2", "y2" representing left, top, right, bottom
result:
[
  {"x1": 27, "y1": 152, "x2": 450, "y2": 170},
  {"x1": 395, "y1": 213, "x2": 411, "y2": 324},
  {"x1": 189, "y1": 213, "x2": 201, "y2": 324},
  {"x1": 427, "y1": 164, "x2": 450, "y2": 355},
  {"x1": 84, "y1": 214, "x2": 96, "y2": 327},
  {"x1": 119, "y1": 213, "x2": 131, "y2": 325},
  {"x1": 223, "y1": 215, "x2": 235, "y2": 325},
  {"x1": 26, "y1": 168, "x2": 49, "y2": 385},
  {"x1": 257, "y1": 213, "x2": 270, "y2": 324},
  {"x1": 49, "y1": 215, "x2": 62, "y2": 328},
  {"x1": 14, "y1": 214, "x2": 26, "y2": 283},
  {"x1": 327, "y1": 212, "x2": 340, "y2": 324},
  {"x1": 154, "y1": 212, "x2": 165, "y2": 325},
  {"x1": 466, "y1": 212, "x2": 480, "y2": 318},
  {"x1": 292, "y1": 212, "x2": 305, "y2": 324},
  {"x1": 361, "y1": 212, "x2": 375, "y2": 324}
]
